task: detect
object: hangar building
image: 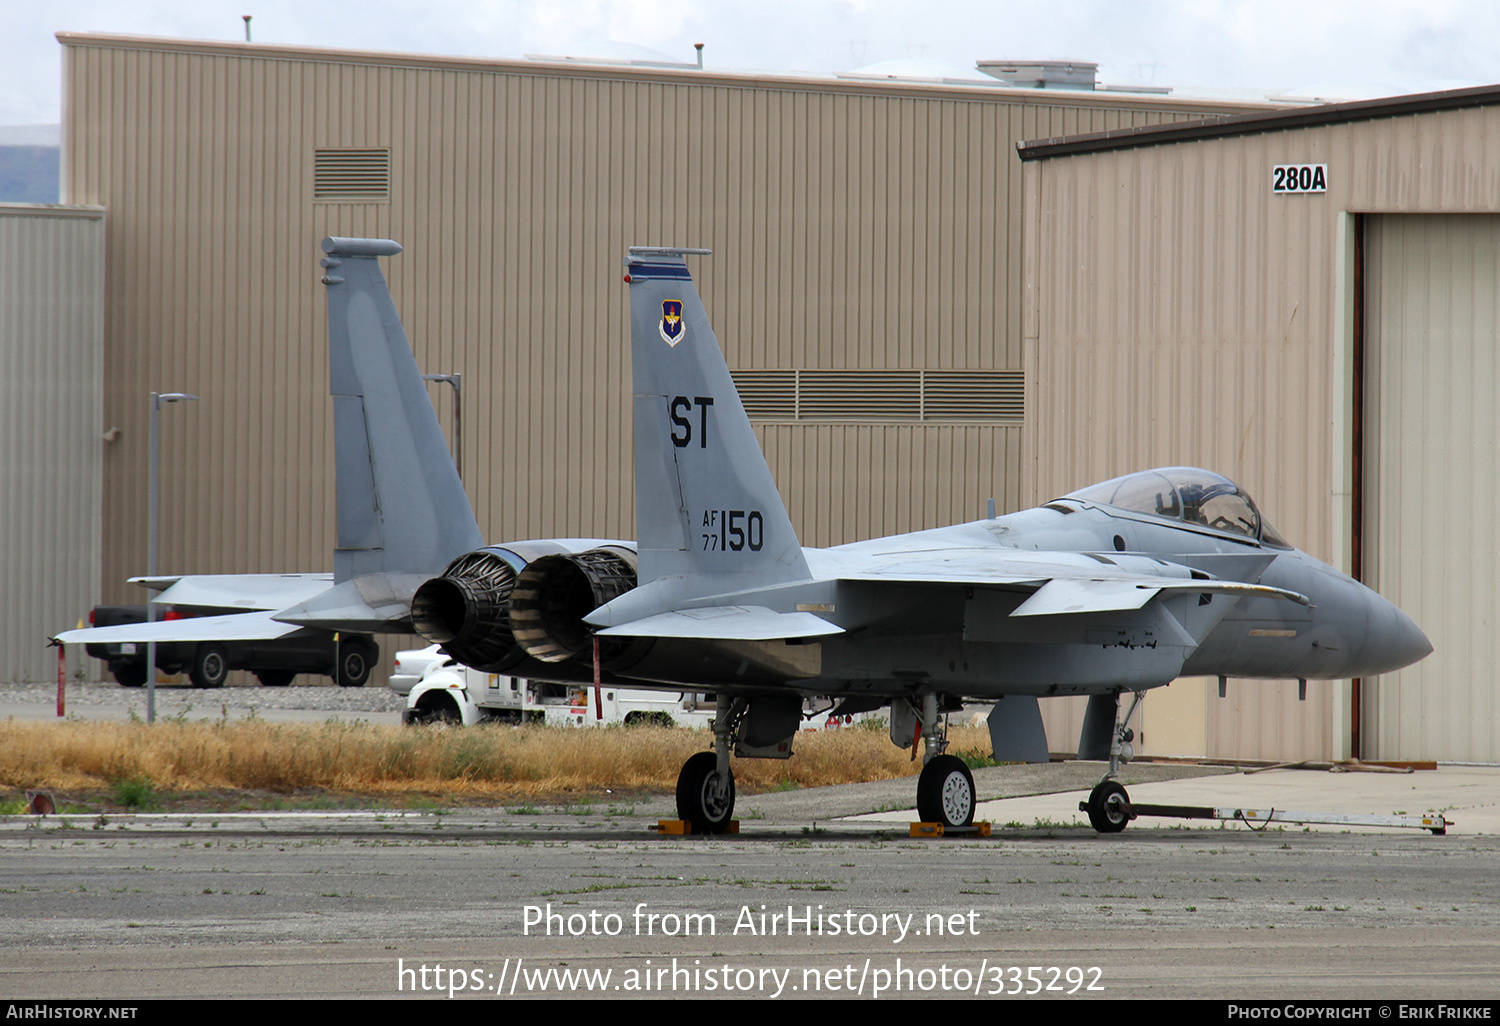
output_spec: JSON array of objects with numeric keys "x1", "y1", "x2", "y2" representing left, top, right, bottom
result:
[{"x1": 1021, "y1": 89, "x2": 1500, "y2": 762}]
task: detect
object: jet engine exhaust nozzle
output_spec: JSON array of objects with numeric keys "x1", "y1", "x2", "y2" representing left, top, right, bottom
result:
[
  {"x1": 411, "y1": 549, "x2": 521, "y2": 672},
  {"x1": 509, "y1": 547, "x2": 639, "y2": 663}
]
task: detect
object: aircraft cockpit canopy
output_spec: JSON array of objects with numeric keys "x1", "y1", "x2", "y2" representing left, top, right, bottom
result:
[{"x1": 1063, "y1": 468, "x2": 1291, "y2": 548}]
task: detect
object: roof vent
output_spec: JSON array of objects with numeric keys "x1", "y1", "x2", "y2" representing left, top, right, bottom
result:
[{"x1": 976, "y1": 60, "x2": 1098, "y2": 90}]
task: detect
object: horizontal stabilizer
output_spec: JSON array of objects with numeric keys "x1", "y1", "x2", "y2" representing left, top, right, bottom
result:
[
  {"x1": 596, "y1": 605, "x2": 843, "y2": 641},
  {"x1": 55, "y1": 611, "x2": 306, "y2": 646},
  {"x1": 272, "y1": 573, "x2": 431, "y2": 633},
  {"x1": 139, "y1": 574, "x2": 333, "y2": 612}
]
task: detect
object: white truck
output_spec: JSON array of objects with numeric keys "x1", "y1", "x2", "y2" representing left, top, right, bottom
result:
[
  {"x1": 399, "y1": 653, "x2": 719, "y2": 728},
  {"x1": 396, "y1": 650, "x2": 869, "y2": 732}
]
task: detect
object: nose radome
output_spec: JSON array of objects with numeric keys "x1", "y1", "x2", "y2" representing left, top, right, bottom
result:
[
  {"x1": 1389, "y1": 603, "x2": 1433, "y2": 670},
  {"x1": 1366, "y1": 595, "x2": 1433, "y2": 675}
]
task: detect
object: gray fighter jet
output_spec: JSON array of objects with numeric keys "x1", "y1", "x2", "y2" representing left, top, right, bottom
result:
[
  {"x1": 411, "y1": 246, "x2": 1432, "y2": 834},
  {"x1": 60, "y1": 241, "x2": 1430, "y2": 833}
]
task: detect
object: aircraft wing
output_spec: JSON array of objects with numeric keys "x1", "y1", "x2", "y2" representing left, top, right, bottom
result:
[
  {"x1": 586, "y1": 547, "x2": 1308, "y2": 639},
  {"x1": 824, "y1": 548, "x2": 1309, "y2": 605},
  {"x1": 595, "y1": 605, "x2": 843, "y2": 640},
  {"x1": 53, "y1": 610, "x2": 309, "y2": 645}
]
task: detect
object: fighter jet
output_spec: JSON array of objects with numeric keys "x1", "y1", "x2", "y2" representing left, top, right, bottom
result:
[
  {"x1": 410, "y1": 245, "x2": 1432, "y2": 834},
  {"x1": 54, "y1": 239, "x2": 497, "y2": 667},
  {"x1": 60, "y1": 240, "x2": 1431, "y2": 835}
]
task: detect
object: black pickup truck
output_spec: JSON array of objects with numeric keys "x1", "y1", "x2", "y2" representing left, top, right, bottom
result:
[{"x1": 84, "y1": 605, "x2": 378, "y2": 688}]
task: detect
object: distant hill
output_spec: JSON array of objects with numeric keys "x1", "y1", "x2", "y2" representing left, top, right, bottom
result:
[
  {"x1": 0, "y1": 125, "x2": 62, "y2": 203},
  {"x1": 0, "y1": 146, "x2": 60, "y2": 203}
]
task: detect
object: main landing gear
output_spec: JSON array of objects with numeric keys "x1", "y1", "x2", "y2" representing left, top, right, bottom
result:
[
  {"x1": 912, "y1": 692, "x2": 975, "y2": 829},
  {"x1": 675, "y1": 699, "x2": 742, "y2": 834},
  {"x1": 672, "y1": 691, "x2": 979, "y2": 834},
  {"x1": 917, "y1": 755, "x2": 976, "y2": 829},
  {"x1": 676, "y1": 751, "x2": 736, "y2": 833}
]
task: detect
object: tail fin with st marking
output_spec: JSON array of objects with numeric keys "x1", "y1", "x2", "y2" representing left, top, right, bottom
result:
[{"x1": 622, "y1": 247, "x2": 809, "y2": 597}]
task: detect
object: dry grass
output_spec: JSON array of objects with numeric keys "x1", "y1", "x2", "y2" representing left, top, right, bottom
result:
[{"x1": 0, "y1": 719, "x2": 994, "y2": 800}]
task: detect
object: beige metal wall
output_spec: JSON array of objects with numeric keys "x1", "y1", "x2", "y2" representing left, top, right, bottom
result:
[
  {"x1": 1364, "y1": 214, "x2": 1500, "y2": 763},
  {"x1": 58, "y1": 34, "x2": 1260, "y2": 687},
  {"x1": 0, "y1": 204, "x2": 105, "y2": 681},
  {"x1": 1023, "y1": 104, "x2": 1500, "y2": 761}
]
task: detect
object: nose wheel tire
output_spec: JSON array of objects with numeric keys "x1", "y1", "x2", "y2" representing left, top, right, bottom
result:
[
  {"x1": 917, "y1": 755, "x2": 976, "y2": 828},
  {"x1": 1086, "y1": 780, "x2": 1132, "y2": 833},
  {"x1": 676, "y1": 751, "x2": 736, "y2": 834}
]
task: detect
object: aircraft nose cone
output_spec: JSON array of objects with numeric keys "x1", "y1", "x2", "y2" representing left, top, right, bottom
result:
[{"x1": 1364, "y1": 596, "x2": 1433, "y2": 675}]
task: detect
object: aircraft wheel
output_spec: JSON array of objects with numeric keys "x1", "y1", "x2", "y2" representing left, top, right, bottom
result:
[
  {"x1": 1086, "y1": 780, "x2": 1132, "y2": 833},
  {"x1": 189, "y1": 643, "x2": 229, "y2": 689},
  {"x1": 917, "y1": 755, "x2": 976, "y2": 828},
  {"x1": 676, "y1": 751, "x2": 736, "y2": 834},
  {"x1": 256, "y1": 671, "x2": 294, "y2": 687}
]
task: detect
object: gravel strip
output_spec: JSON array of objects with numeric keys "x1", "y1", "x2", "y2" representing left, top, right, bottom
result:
[{"x1": 2, "y1": 678, "x2": 406, "y2": 719}]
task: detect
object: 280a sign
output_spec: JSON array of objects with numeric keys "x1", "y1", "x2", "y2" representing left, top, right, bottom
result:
[{"x1": 1272, "y1": 164, "x2": 1327, "y2": 194}]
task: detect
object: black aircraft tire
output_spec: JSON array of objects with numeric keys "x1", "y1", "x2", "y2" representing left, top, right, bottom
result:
[
  {"x1": 916, "y1": 754, "x2": 976, "y2": 828},
  {"x1": 1086, "y1": 780, "x2": 1131, "y2": 834},
  {"x1": 189, "y1": 643, "x2": 229, "y2": 689},
  {"x1": 675, "y1": 751, "x2": 736, "y2": 834},
  {"x1": 257, "y1": 671, "x2": 295, "y2": 687}
]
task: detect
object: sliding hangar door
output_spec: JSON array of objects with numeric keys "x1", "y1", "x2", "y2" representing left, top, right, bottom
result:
[{"x1": 1363, "y1": 213, "x2": 1500, "y2": 763}]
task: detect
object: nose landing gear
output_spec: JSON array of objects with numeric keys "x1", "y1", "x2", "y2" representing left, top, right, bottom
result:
[{"x1": 1084, "y1": 690, "x2": 1144, "y2": 834}]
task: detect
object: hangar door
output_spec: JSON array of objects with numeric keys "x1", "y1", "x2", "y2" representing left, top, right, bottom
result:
[{"x1": 1364, "y1": 214, "x2": 1500, "y2": 763}]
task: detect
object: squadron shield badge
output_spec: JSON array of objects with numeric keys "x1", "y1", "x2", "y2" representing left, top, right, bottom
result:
[{"x1": 659, "y1": 300, "x2": 685, "y2": 347}]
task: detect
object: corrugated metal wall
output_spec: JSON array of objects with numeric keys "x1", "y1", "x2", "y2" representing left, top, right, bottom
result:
[
  {"x1": 58, "y1": 34, "x2": 1256, "y2": 683},
  {"x1": 1023, "y1": 107, "x2": 1500, "y2": 761},
  {"x1": 0, "y1": 204, "x2": 104, "y2": 681},
  {"x1": 1364, "y1": 214, "x2": 1500, "y2": 763}
]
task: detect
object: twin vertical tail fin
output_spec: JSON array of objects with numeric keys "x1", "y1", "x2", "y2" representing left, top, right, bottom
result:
[
  {"x1": 624, "y1": 248, "x2": 809, "y2": 596},
  {"x1": 319, "y1": 237, "x2": 483, "y2": 583}
]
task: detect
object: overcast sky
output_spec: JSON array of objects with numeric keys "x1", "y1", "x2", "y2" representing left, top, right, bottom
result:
[{"x1": 5, "y1": 0, "x2": 1500, "y2": 127}]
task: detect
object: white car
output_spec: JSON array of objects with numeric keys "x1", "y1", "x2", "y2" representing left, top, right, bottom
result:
[{"x1": 387, "y1": 644, "x2": 446, "y2": 696}]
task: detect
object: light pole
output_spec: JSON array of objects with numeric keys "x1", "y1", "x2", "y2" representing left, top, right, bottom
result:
[
  {"x1": 422, "y1": 373, "x2": 462, "y2": 480},
  {"x1": 146, "y1": 391, "x2": 198, "y2": 723}
]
